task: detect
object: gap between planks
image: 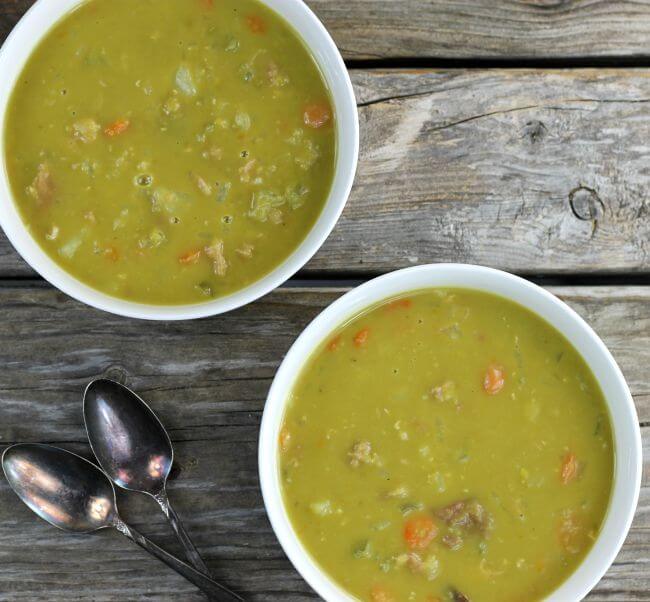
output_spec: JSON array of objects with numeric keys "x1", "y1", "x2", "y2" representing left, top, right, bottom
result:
[
  {"x1": 0, "y1": 274, "x2": 649, "y2": 291},
  {"x1": 346, "y1": 56, "x2": 650, "y2": 71}
]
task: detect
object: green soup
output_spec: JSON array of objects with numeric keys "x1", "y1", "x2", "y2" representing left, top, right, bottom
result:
[
  {"x1": 5, "y1": 0, "x2": 335, "y2": 304},
  {"x1": 280, "y1": 289, "x2": 614, "y2": 602}
]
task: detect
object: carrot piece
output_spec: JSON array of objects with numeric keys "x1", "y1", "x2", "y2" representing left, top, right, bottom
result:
[
  {"x1": 104, "y1": 118, "x2": 130, "y2": 137},
  {"x1": 279, "y1": 427, "x2": 291, "y2": 453},
  {"x1": 483, "y1": 364, "x2": 505, "y2": 395},
  {"x1": 370, "y1": 585, "x2": 396, "y2": 602},
  {"x1": 327, "y1": 335, "x2": 342, "y2": 352},
  {"x1": 560, "y1": 452, "x2": 579, "y2": 484},
  {"x1": 200, "y1": 0, "x2": 214, "y2": 7},
  {"x1": 178, "y1": 249, "x2": 202, "y2": 265},
  {"x1": 303, "y1": 103, "x2": 332, "y2": 129},
  {"x1": 403, "y1": 514, "x2": 438, "y2": 550},
  {"x1": 104, "y1": 246, "x2": 120, "y2": 262},
  {"x1": 246, "y1": 14, "x2": 267, "y2": 34},
  {"x1": 353, "y1": 328, "x2": 370, "y2": 348},
  {"x1": 387, "y1": 298, "x2": 412, "y2": 311}
]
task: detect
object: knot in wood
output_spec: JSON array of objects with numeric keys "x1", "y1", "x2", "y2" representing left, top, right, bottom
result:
[
  {"x1": 569, "y1": 186, "x2": 604, "y2": 221},
  {"x1": 102, "y1": 365, "x2": 128, "y2": 384},
  {"x1": 522, "y1": 120, "x2": 547, "y2": 143}
]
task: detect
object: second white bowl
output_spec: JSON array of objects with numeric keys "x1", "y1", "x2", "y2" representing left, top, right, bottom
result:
[{"x1": 259, "y1": 263, "x2": 642, "y2": 601}]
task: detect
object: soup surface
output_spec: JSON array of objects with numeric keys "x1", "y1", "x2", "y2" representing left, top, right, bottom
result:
[
  {"x1": 5, "y1": 0, "x2": 335, "y2": 304},
  {"x1": 280, "y1": 289, "x2": 614, "y2": 601}
]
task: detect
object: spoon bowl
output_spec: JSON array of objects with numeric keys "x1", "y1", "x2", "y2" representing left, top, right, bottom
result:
[
  {"x1": 84, "y1": 379, "x2": 172, "y2": 494},
  {"x1": 2, "y1": 443, "x2": 116, "y2": 533}
]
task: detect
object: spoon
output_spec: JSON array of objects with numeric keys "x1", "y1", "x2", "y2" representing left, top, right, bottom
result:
[
  {"x1": 2, "y1": 444, "x2": 243, "y2": 601},
  {"x1": 83, "y1": 379, "x2": 208, "y2": 574}
]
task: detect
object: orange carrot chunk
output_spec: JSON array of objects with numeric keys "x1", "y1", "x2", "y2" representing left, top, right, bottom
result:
[
  {"x1": 561, "y1": 452, "x2": 579, "y2": 484},
  {"x1": 246, "y1": 14, "x2": 267, "y2": 34},
  {"x1": 353, "y1": 328, "x2": 370, "y2": 348},
  {"x1": 104, "y1": 246, "x2": 120, "y2": 262},
  {"x1": 403, "y1": 514, "x2": 438, "y2": 550},
  {"x1": 104, "y1": 118, "x2": 130, "y2": 137},
  {"x1": 370, "y1": 585, "x2": 396, "y2": 602},
  {"x1": 483, "y1": 364, "x2": 505, "y2": 395},
  {"x1": 327, "y1": 335, "x2": 342, "y2": 352},
  {"x1": 279, "y1": 427, "x2": 291, "y2": 453},
  {"x1": 303, "y1": 103, "x2": 332, "y2": 129},
  {"x1": 200, "y1": 0, "x2": 214, "y2": 7},
  {"x1": 178, "y1": 250, "x2": 202, "y2": 265}
]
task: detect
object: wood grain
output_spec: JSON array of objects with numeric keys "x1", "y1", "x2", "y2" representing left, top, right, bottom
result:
[
  {"x1": 0, "y1": 284, "x2": 647, "y2": 600},
  {"x1": 0, "y1": 68, "x2": 649, "y2": 278},
  {"x1": 309, "y1": 0, "x2": 650, "y2": 61},
  {"x1": 4, "y1": 0, "x2": 650, "y2": 61}
]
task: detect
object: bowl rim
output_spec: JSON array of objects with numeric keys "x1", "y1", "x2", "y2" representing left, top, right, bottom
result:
[
  {"x1": 259, "y1": 263, "x2": 642, "y2": 602},
  {"x1": 0, "y1": 0, "x2": 359, "y2": 320}
]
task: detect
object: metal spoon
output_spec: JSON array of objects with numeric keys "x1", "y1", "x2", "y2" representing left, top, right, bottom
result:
[
  {"x1": 83, "y1": 379, "x2": 209, "y2": 574},
  {"x1": 2, "y1": 444, "x2": 243, "y2": 601}
]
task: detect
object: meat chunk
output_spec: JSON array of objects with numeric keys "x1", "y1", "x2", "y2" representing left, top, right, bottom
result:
[
  {"x1": 26, "y1": 163, "x2": 54, "y2": 205},
  {"x1": 348, "y1": 440, "x2": 377, "y2": 467},
  {"x1": 236, "y1": 243, "x2": 254, "y2": 259},
  {"x1": 442, "y1": 533, "x2": 463, "y2": 551},
  {"x1": 239, "y1": 159, "x2": 257, "y2": 183},
  {"x1": 204, "y1": 239, "x2": 227, "y2": 277},
  {"x1": 430, "y1": 380, "x2": 456, "y2": 402},
  {"x1": 192, "y1": 173, "x2": 212, "y2": 196},
  {"x1": 558, "y1": 509, "x2": 586, "y2": 554},
  {"x1": 436, "y1": 499, "x2": 492, "y2": 533},
  {"x1": 267, "y1": 61, "x2": 289, "y2": 88},
  {"x1": 72, "y1": 118, "x2": 101, "y2": 143},
  {"x1": 395, "y1": 552, "x2": 439, "y2": 581},
  {"x1": 268, "y1": 207, "x2": 283, "y2": 225}
]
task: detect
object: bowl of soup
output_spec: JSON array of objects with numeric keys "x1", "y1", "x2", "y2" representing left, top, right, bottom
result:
[
  {"x1": 0, "y1": 0, "x2": 358, "y2": 319},
  {"x1": 259, "y1": 264, "x2": 641, "y2": 601}
]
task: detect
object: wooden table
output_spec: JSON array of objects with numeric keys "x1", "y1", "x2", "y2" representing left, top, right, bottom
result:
[{"x1": 0, "y1": 1, "x2": 648, "y2": 600}]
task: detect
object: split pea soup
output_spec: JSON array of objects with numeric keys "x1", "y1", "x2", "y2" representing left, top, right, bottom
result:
[
  {"x1": 5, "y1": 0, "x2": 336, "y2": 304},
  {"x1": 280, "y1": 289, "x2": 614, "y2": 602}
]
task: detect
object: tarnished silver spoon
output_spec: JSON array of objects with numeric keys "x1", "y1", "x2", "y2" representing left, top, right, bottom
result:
[
  {"x1": 2, "y1": 444, "x2": 243, "y2": 600},
  {"x1": 83, "y1": 378, "x2": 208, "y2": 574}
]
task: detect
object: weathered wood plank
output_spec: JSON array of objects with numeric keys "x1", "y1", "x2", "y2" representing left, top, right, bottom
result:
[
  {"x1": 0, "y1": 69, "x2": 649, "y2": 277},
  {"x1": 4, "y1": 0, "x2": 650, "y2": 61},
  {"x1": 321, "y1": 68, "x2": 650, "y2": 276},
  {"x1": 0, "y1": 284, "x2": 647, "y2": 600},
  {"x1": 309, "y1": 0, "x2": 650, "y2": 61}
]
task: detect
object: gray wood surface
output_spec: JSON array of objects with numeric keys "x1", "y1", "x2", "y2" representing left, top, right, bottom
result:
[
  {"x1": 1, "y1": 68, "x2": 649, "y2": 277},
  {"x1": 4, "y1": 0, "x2": 650, "y2": 61},
  {"x1": 307, "y1": 0, "x2": 650, "y2": 61},
  {"x1": 0, "y1": 285, "x2": 647, "y2": 601}
]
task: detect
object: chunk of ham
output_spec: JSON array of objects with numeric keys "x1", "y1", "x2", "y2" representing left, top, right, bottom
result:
[
  {"x1": 27, "y1": 163, "x2": 54, "y2": 205},
  {"x1": 436, "y1": 499, "x2": 492, "y2": 533},
  {"x1": 205, "y1": 239, "x2": 227, "y2": 277}
]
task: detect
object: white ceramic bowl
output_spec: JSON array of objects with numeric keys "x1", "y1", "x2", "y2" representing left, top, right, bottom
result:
[
  {"x1": 259, "y1": 264, "x2": 642, "y2": 602},
  {"x1": 0, "y1": 0, "x2": 358, "y2": 320}
]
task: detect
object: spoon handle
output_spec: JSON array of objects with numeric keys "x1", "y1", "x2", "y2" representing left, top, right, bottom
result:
[
  {"x1": 115, "y1": 519, "x2": 243, "y2": 601},
  {"x1": 155, "y1": 490, "x2": 210, "y2": 574}
]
